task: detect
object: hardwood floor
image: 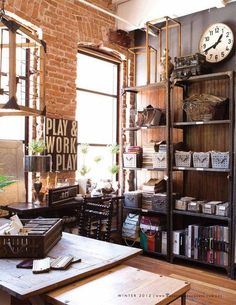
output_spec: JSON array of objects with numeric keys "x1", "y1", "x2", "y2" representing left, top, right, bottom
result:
[{"x1": 125, "y1": 254, "x2": 236, "y2": 305}]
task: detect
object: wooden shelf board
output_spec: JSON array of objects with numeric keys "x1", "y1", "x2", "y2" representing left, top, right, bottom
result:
[
  {"x1": 173, "y1": 120, "x2": 230, "y2": 127},
  {"x1": 123, "y1": 125, "x2": 166, "y2": 131},
  {"x1": 123, "y1": 81, "x2": 168, "y2": 92},
  {"x1": 173, "y1": 209, "x2": 229, "y2": 221},
  {"x1": 124, "y1": 206, "x2": 167, "y2": 215},
  {"x1": 123, "y1": 167, "x2": 166, "y2": 171},
  {"x1": 173, "y1": 254, "x2": 228, "y2": 269},
  {"x1": 174, "y1": 71, "x2": 233, "y2": 85},
  {"x1": 173, "y1": 166, "x2": 230, "y2": 172}
]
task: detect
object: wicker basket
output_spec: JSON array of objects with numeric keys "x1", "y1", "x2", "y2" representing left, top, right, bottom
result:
[
  {"x1": 193, "y1": 152, "x2": 210, "y2": 168},
  {"x1": 152, "y1": 152, "x2": 166, "y2": 168},
  {"x1": 175, "y1": 151, "x2": 192, "y2": 167},
  {"x1": 0, "y1": 218, "x2": 62, "y2": 258},
  {"x1": 211, "y1": 151, "x2": 229, "y2": 169},
  {"x1": 183, "y1": 94, "x2": 228, "y2": 121}
]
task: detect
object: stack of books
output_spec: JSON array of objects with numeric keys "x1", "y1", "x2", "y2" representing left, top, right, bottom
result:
[
  {"x1": 142, "y1": 178, "x2": 166, "y2": 194},
  {"x1": 173, "y1": 224, "x2": 229, "y2": 266},
  {"x1": 142, "y1": 143, "x2": 157, "y2": 167}
]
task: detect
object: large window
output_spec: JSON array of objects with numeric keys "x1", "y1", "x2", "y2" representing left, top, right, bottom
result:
[{"x1": 76, "y1": 52, "x2": 119, "y2": 182}]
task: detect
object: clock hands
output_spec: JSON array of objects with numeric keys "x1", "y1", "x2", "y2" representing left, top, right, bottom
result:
[{"x1": 204, "y1": 34, "x2": 223, "y2": 53}]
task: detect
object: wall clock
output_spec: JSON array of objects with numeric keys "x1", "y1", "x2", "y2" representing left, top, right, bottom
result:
[{"x1": 199, "y1": 23, "x2": 234, "y2": 63}]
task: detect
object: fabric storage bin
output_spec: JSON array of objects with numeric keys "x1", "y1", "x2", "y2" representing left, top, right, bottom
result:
[
  {"x1": 193, "y1": 152, "x2": 210, "y2": 168},
  {"x1": 187, "y1": 200, "x2": 205, "y2": 213},
  {"x1": 124, "y1": 191, "x2": 142, "y2": 208},
  {"x1": 175, "y1": 151, "x2": 192, "y2": 167},
  {"x1": 215, "y1": 202, "x2": 229, "y2": 217},
  {"x1": 152, "y1": 193, "x2": 168, "y2": 212},
  {"x1": 152, "y1": 152, "x2": 167, "y2": 168},
  {"x1": 142, "y1": 193, "x2": 153, "y2": 210},
  {"x1": 123, "y1": 153, "x2": 142, "y2": 168},
  {"x1": 211, "y1": 151, "x2": 229, "y2": 169}
]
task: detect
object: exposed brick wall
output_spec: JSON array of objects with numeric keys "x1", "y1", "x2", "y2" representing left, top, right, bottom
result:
[
  {"x1": 5, "y1": 0, "x2": 126, "y2": 120},
  {"x1": 4, "y1": 0, "x2": 132, "y2": 187}
]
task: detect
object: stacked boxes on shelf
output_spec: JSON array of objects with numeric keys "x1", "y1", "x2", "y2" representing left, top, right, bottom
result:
[
  {"x1": 175, "y1": 197, "x2": 229, "y2": 217},
  {"x1": 174, "y1": 151, "x2": 229, "y2": 169},
  {"x1": 123, "y1": 146, "x2": 143, "y2": 168}
]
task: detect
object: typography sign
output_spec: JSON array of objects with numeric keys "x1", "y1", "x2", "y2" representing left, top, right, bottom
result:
[{"x1": 46, "y1": 118, "x2": 77, "y2": 171}]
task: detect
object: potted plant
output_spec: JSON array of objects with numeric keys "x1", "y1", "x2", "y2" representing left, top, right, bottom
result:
[
  {"x1": 25, "y1": 139, "x2": 51, "y2": 173},
  {"x1": 24, "y1": 139, "x2": 52, "y2": 205}
]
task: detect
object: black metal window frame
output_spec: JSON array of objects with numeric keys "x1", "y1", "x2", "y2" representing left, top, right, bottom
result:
[{"x1": 76, "y1": 50, "x2": 120, "y2": 170}]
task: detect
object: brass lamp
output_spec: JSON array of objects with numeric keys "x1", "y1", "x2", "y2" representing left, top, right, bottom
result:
[{"x1": 24, "y1": 155, "x2": 52, "y2": 206}]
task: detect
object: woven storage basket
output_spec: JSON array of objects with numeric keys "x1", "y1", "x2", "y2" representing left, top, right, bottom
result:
[
  {"x1": 175, "y1": 151, "x2": 192, "y2": 167},
  {"x1": 152, "y1": 152, "x2": 166, "y2": 168},
  {"x1": 211, "y1": 151, "x2": 229, "y2": 169},
  {"x1": 0, "y1": 218, "x2": 62, "y2": 258},
  {"x1": 183, "y1": 94, "x2": 228, "y2": 121},
  {"x1": 193, "y1": 152, "x2": 210, "y2": 168}
]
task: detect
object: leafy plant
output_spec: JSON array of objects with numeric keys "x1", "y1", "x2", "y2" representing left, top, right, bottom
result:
[
  {"x1": 79, "y1": 165, "x2": 90, "y2": 177},
  {"x1": 80, "y1": 144, "x2": 89, "y2": 154},
  {"x1": 108, "y1": 144, "x2": 119, "y2": 155},
  {"x1": 28, "y1": 139, "x2": 46, "y2": 155},
  {"x1": 107, "y1": 143, "x2": 120, "y2": 177},
  {"x1": 108, "y1": 164, "x2": 119, "y2": 175},
  {"x1": 78, "y1": 144, "x2": 90, "y2": 177},
  {"x1": 0, "y1": 175, "x2": 16, "y2": 192},
  {"x1": 94, "y1": 155, "x2": 102, "y2": 163}
]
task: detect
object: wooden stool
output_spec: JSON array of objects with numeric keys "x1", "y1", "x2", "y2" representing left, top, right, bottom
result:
[{"x1": 46, "y1": 265, "x2": 190, "y2": 305}]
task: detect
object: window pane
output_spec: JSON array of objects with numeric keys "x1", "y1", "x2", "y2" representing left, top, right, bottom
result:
[
  {"x1": 77, "y1": 146, "x2": 114, "y2": 181},
  {"x1": 77, "y1": 53, "x2": 117, "y2": 95},
  {"x1": 0, "y1": 117, "x2": 25, "y2": 140},
  {"x1": 76, "y1": 91, "x2": 117, "y2": 144}
]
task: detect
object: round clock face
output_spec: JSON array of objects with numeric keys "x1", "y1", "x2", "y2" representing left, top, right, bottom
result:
[{"x1": 199, "y1": 23, "x2": 234, "y2": 63}]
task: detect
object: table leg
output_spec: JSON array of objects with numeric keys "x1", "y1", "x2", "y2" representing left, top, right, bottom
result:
[
  {"x1": 181, "y1": 293, "x2": 186, "y2": 305},
  {"x1": 29, "y1": 296, "x2": 45, "y2": 305},
  {"x1": 0, "y1": 290, "x2": 10, "y2": 305}
]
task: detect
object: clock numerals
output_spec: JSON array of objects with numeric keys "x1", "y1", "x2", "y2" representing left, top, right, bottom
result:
[{"x1": 199, "y1": 23, "x2": 234, "y2": 63}]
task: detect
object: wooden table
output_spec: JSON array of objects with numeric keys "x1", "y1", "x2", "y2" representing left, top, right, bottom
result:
[
  {"x1": 0, "y1": 233, "x2": 141, "y2": 305},
  {"x1": 46, "y1": 265, "x2": 190, "y2": 305},
  {"x1": 1, "y1": 195, "x2": 124, "y2": 238}
]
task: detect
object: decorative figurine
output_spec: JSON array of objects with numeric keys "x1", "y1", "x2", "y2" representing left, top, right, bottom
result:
[{"x1": 160, "y1": 48, "x2": 174, "y2": 81}]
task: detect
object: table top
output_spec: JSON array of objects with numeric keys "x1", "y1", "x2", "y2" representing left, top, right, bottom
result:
[
  {"x1": 0, "y1": 200, "x2": 82, "y2": 214},
  {"x1": 0, "y1": 195, "x2": 124, "y2": 214},
  {"x1": 46, "y1": 265, "x2": 190, "y2": 305},
  {"x1": 0, "y1": 233, "x2": 141, "y2": 300}
]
